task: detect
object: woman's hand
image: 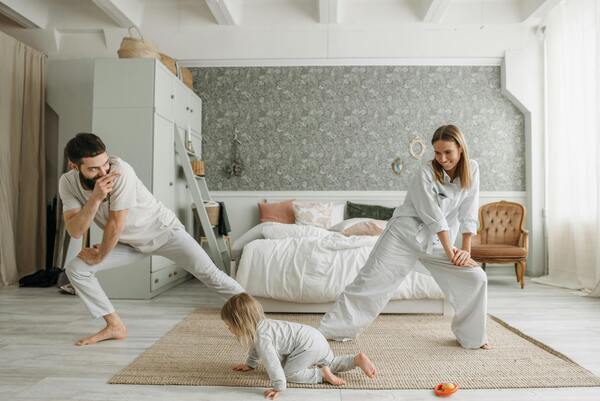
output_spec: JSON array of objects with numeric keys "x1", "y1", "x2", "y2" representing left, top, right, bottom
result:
[
  {"x1": 450, "y1": 247, "x2": 479, "y2": 267},
  {"x1": 451, "y1": 247, "x2": 470, "y2": 266},
  {"x1": 232, "y1": 363, "x2": 254, "y2": 372},
  {"x1": 263, "y1": 389, "x2": 280, "y2": 399}
]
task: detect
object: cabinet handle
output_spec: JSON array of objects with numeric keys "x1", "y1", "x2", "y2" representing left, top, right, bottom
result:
[
  {"x1": 174, "y1": 271, "x2": 178, "y2": 276},
  {"x1": 171, "y1": 94, "x2": 174, "y2": 99},
  {"x1": 168, "y1": 273, "x2": 173, "y2": 278},
  {"x1": 169, "y1": 182, "x2": 173, "y2": 186},
  {"x1": 186, "y1": 106, "x2": 189, "y2": 111},
  {"x1": 190, "y1": 109, "x2": 193, "y2": 113},
  {"x1": 154, "y1": 278, "x2": 159, "y2": 284}
]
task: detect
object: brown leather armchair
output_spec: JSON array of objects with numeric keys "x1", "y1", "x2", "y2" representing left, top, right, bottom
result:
[{"x1": 471, "y1": 201, "x2": 529, "y2": 288}]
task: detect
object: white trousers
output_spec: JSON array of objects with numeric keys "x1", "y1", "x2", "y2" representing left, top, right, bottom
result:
[
  {"x1": 319, "y1": 216, "x2": 488, "y2": 349},
  {"x1": 283, "y1": 332, "x2": 356, "y2": 384},
  {"x1": 65, "y1": 228, "x2": 245, "y2": 318}
]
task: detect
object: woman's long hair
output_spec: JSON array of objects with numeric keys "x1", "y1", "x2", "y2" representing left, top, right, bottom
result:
[
  {"x1": 431, "y1": 124, "x2": 472, "y2": 189},
  {"x1": 221, "y1": 293, "x2": 264, "y2": 349}
]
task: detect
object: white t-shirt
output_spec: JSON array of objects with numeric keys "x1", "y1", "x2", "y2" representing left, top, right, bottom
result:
[{"x1": 58, "y1": 156, "x2": 183, "y2": 252}]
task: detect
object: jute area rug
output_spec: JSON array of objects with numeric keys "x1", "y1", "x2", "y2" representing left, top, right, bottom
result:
[{"x1": 109, "y1": 309, "x2": 600, "y2": 389}]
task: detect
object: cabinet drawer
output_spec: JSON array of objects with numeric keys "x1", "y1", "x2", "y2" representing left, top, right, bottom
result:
[
  {"x1": 151, "y1": 255, "x2": 174, "y2": 273},
  {"x1": 151, "y1": 265, "x2": 187, "y2": 292}
]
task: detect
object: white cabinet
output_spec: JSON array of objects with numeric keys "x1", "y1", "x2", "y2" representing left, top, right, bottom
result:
[{"x1": 91, "y1": 58, "x2": 202, "y2": 299}]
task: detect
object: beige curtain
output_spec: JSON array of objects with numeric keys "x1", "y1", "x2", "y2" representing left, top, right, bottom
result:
[{"x1": 0, "y1": 30, "x2": 46, "y2": 286}]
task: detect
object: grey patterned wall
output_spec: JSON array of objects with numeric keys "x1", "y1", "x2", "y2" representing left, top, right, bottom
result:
[{"x1": 191, "y1": 66, "x2": 524, "y2": 191}]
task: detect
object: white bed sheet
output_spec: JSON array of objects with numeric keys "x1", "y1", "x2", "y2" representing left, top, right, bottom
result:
[{"x1": 234, "y1": 223, "x2": 444, "y2": 304}]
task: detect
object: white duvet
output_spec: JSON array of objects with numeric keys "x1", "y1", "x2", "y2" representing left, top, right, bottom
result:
[{"x1": 234, "y1": 223, "x2": 444, "y2": 303}]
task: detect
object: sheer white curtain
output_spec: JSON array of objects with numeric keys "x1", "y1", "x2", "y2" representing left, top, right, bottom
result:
[{"x1": 533, "y1": 0, "x2": 600, "y2": 295}]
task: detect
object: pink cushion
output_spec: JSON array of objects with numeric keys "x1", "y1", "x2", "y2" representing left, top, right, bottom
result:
[{"x1": 258, "y1": 200, "x2": 295, "y2": 224}]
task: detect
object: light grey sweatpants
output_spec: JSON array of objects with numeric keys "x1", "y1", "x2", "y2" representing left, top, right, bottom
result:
[
  {"x1": 283, "y1": 341, "x2": 356, "y2": 385},
  {"x1": 65, "y1": 228, "x2": 244, "y2": 318},
  {"x1": 319, "y1": 216, "x2": 488, "y2": 349}
]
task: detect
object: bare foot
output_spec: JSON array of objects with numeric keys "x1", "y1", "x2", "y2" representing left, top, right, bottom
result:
[
  {"x1": 76, "y1": 323, "x2": 127, "y2": 346},
  {"x1": 481, "y1": 343, "x2": 493, "y2": 350},
  {"x1": 321, "y1": 366, "x2": 346, "y2": 386},
  {"x1": 354, "y1": 352, "x2": 377, "y2": 378}
]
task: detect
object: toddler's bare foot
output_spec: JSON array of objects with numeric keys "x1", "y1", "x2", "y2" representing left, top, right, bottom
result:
[
  {"x1": 354, "y1": 352, "x2": 376, "y2": 378},
  {"x1": 321, "y1": 366, "x2": 346, "y2": 386}
]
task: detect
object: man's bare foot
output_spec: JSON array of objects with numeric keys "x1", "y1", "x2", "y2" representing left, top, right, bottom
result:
[
  {"x1": 76, "y1": 312, "x2": 127, "y2": 346},
  {"x1": 76, "y1": 323, "x2": 127, "y2": 346},
  {"x1": 481, "y1": 343, "x2": 493, "y2": 350},
  {"x1": 354, "y1": 352, "x2": 376, "y2": 378},
  {"x1": 321, "y1": 366, "x2": 346, "y2": 386}
]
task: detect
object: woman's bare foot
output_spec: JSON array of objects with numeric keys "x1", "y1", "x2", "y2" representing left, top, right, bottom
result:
[
  {"x1": 354, "y1": 352, "x2": 377, "y2": 378},
  {"x1": 481, "y1": 343, "x2": 493, "y2": 350},
  {"x1": 321, "y1": 366, "x2": 346, "y2": 386},
  {"x1": 76, "y1": 312, "x2": 127, "y2": 346}
]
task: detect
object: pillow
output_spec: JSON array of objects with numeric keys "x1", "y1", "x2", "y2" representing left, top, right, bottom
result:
[
  {"x1": 293, "y1": 201, "x2": 334, "y2": 229},
  {"x1": 343, "y1": 221, "x2": 386, "y2": 236},
  {"x1": 330, "y1": 202, "x2": 346, "y2": 226},
  {"x1": 329, "y1": 218, "x2": 387, "y2": 236},
  {"x1": 345, "y1": 201, "x2": 395, "y2": 221},
  {"x1": 258, "y1": 199, "x2": 295, "y2": 224},
  {"x1": 262, "y1": 223, "x2": 333, "y2": 240}
]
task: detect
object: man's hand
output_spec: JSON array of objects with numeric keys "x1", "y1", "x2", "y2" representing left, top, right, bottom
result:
[
  {"x1": 79, "y1": 244, "x2": 104, "y2": 265},
  {"x1": 232, "y1": 363, "x2": 254, "y2": 372},
  {"x1": 263, "y1": 389, "x2": 280, "y2": 399},
  {"x1": 91, "y1": 172, "x2": 120, "y2": 201}
]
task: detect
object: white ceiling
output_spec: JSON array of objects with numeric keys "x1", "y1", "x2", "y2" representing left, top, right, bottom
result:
[{"x1": 0, "y1": 0, "x2": 559, "y2": 60}]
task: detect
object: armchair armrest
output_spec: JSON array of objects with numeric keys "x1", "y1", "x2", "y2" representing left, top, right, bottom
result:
[{"x1": 519, "y1": 229, "x2": 529, "y2": 250}]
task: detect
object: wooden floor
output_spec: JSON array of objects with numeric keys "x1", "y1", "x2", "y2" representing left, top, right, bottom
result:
[{"x1": 1, "y1": 267, "x2": 599, "y2": 401}]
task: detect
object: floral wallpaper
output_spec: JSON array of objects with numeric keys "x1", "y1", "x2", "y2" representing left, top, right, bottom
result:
[{"x1": 191, "y1": 66, "x2": 525, "y2": 191}]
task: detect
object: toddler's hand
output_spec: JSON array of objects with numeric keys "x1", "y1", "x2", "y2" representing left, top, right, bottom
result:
[
  {"x1": 264, "y1": 389, "x2": 280, "y2": 399},
  {"x1": 232, "y1": 363, "x2": 253, "y2": 372}
]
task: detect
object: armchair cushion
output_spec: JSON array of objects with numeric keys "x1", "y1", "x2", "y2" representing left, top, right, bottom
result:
[{"x1": 471, "y1": 244, "x2": 528, "y2": 259}]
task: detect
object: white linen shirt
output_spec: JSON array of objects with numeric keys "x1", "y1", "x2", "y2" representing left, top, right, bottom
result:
[
  {"x1": 58, "y1": 156, "x2": 183, "y2": 253},
  {"x1": 245, "y1": 319, "x2": 325, "y2": 391},
  {"x1": 393, "y1": 159, "x2": 480, "y2": 252}
]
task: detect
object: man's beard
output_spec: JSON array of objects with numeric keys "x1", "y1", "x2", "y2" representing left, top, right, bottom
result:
[{"x1": 79, "y1": 171, "x2": 98, "y2": 191}]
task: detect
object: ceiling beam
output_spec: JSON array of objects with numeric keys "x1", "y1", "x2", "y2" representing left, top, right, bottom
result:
[
  {"x1": 318, "y1": 0, "x2": 340, "y2": 24},
  {"x1": 92, "y1": 0, "x2": 144, "y2": 28},
  {"x1": 0, "y1": 0, "x2": 49, "y2": 28},
  {"x1": 522, "y1": 0, "x2": 562, "y2": 24},
  {"x1": 205, "y1": 0, "x2": 239, "y2": 25},
  {"x1": 423, "y1": 0, "x2": 451, "y2": 23}
]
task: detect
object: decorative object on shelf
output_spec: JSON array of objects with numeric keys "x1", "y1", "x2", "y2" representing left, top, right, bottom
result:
[
  {"x1": 117, "y1": 26, "x2": 159, "y2": 60},
  {"x1": 180, "y1": 66, "x2": 193, "y2": 89},
  {"x1": 159, "y1": 52, "x2": 177, "y2": 76},
  {"x1": 191, "y1": 159, "x2": 205, "y2": 177},
  {"x1": 409, "y1": 136, "x2": 427, "y2": 160},
  {"x1": 184, "y1": 130, "x2": 194, "y2": 153},
  {"x1": 226, "y1": 132, "x2": 243, "y2": 177},
  {"x1": 391, "y1": 157, "x2": 404, "y2": 175}
]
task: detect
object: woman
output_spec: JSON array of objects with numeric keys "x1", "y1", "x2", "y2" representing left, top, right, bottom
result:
[{"x1": 319, "y1": 124, "x2": 490, "y2": 349}]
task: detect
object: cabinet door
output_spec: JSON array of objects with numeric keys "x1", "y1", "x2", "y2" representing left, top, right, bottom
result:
[
  {"x1": 154, "y1": 62, "x2": 174, "y2": 122},
  {"x1": 152, "y1": 114, "x2": 176, "y2": 272},
  {"x1": 189, "y1": 93, "x2": 202, "y2": 133},
  {"x1": 173, "y1": 80, "x2": 190, "y2": 130}
]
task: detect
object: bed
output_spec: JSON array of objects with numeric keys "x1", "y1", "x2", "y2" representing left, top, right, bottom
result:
[{"x1": 231, "y1": 221, "x2": 450, "y2": 314}]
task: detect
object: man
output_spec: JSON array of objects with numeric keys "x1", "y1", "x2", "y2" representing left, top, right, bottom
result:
[{"x1": 59, "y1": 133, "x2": 244, "y2": 346}]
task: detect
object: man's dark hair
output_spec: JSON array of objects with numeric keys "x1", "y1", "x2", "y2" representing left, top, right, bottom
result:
[{"x1": 65, "y1": 133, "x2": 106, "y2": 165}]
